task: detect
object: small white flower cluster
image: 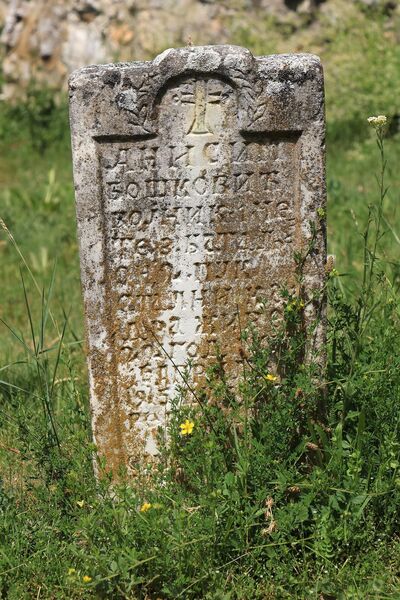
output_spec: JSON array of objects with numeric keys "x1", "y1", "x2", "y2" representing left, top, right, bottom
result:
[{"x1": 367, "y1": 115, "x2": 387, "y2": 129}]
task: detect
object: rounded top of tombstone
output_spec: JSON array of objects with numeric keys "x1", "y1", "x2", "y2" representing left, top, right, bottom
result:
[{"x1": 151, "y1": 45, "x2": 256, "y2": 81}]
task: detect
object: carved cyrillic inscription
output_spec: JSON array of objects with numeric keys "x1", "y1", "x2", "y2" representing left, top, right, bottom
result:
[{"x1": 96, "y1": 76, "x2": 300, "y2": 456}]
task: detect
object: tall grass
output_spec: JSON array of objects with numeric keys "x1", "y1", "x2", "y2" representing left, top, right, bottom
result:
[
  {"x1": 0, "y1": 114, "x2": 399, "y2": 598},
  {"x1": 1, "y1": 7, "x2": 400, "y2": 591}
]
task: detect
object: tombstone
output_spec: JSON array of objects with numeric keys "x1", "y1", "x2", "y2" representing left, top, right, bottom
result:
[{"x1": 69, "y1": 45, "x2": 326, "y2": 475}]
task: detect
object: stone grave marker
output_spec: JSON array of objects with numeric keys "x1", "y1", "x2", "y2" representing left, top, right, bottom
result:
[{"x1": 69, "y1": 45, "x2": 326, "y2": 474}]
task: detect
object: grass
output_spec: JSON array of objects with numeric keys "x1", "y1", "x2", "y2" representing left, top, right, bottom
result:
[
  {"x1": 1, "y1": 4, "x2": 400, "y2": 598},
  {"x1": 0, "y1": 99, "x2": 82, "y2": 364}
]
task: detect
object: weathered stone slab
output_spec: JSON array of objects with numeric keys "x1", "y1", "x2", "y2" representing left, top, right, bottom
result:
[{"x1": 69, "y1": 45, "x2": 326, "y2": 474}]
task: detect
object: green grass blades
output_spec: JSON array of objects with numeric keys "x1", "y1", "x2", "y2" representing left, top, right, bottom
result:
[{"x1": 0, "y1": 124, "x2": 399, "y2": 598}]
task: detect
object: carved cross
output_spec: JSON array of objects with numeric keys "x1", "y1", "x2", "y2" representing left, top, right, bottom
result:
[{"x1": 182, "y1": 80, "x2": 221, "y2": 135}]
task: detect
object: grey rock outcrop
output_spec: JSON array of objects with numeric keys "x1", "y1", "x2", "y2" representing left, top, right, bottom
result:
[{"x1": 1, "y1": 0, "x2": 322, "y2": 99}]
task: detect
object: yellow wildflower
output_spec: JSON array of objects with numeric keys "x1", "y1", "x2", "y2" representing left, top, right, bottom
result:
[
  {"x1": 82, "y1": 575, "x2": 92, "y2": 583},
  {"x1": 180, "y1": 419, "x2": 194, "y2": 436},
  {"x1": 265, "y1": 373, "x2": 278, "y2": 382},
  {"x1": 140, "y1": 502, "x2": 152, "y2": 513}
]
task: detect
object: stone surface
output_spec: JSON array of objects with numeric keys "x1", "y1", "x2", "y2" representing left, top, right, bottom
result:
[
  {"x1": 69, "y1": 45, "x2": 326, "y2": 474},
  {"x1": 1, "y1": 0, "x2": 324, "y2": 100}
]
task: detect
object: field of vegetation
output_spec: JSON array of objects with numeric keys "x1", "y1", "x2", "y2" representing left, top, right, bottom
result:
[{"x1": 0, "y1": 3, "x2": 400, "y2": 598}]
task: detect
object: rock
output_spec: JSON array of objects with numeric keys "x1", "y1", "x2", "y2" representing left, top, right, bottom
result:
[
  {"x1": 69, "y1": 45, "x2": 327, "y2": 475},
  {"x1": 0, "y1": 0, "x2": 323, "y2": 100}
]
